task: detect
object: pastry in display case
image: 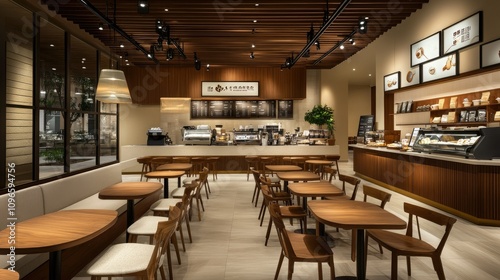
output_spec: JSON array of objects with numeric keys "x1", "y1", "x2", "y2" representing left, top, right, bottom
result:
[{"x1": 412, "y1": 127, "x2": 500, "y2": 159}]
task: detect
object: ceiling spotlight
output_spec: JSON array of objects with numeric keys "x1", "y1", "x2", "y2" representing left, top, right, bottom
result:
[
  {"x1": 349, "y1": 38, "x2": 356, "y2": 45},
  {"x1": 358, "y1": 17, "x2": 368, "y2": 34},
  {"x1": 250, "y1": 52, "x2": 254, "y2": 59},
  {"x1": 148, "y1": 45, "x2": 155, "y2": 60},
  {"x1": 206, "y1": 64, "x2": 210, "y2": 71},
  {"x1": 137, "y1": 0, "x2": 149, "y2": 13},
  {"x1": 98, "y1": 23, "x2": 104, "y2": 30},
  {"x1": 340, "y1": 44, "x2": 344, "y2": 50},
  {"x1": 285, "y1": 57, "x2": 292, "y2": 68},
  {"x1": 315, "y1": 40, "x2": 320, "y2": 50},
  {"x1": 251, "y1": 44, "x2": 255, "y2": 48},
  {"x1": 120, "y1": 43, "x2": 125, "y2": 48}
]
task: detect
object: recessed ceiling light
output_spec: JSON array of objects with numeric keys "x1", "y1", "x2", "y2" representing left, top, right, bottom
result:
[
  {"x1": 51, "y1": 67, "x2": 56, "y2": 71},
  {"x1": 164, "y1": 8, "x2": 169, "y2": 12},
  {"x1": 255, "y1": 3, "x2": 259, "y2": 7},
  {"x1": 49, "y1": 44, "x2": 55, "y2": 47},
  {"x1": 369, "y1": 74, "x2": 372, "y2": 77},
  {"x1": 82, "y1": 66, "x2": 87, "y2": 69},
  {"x1": 352, "y1": 68, "x2": 356, "y2": 71},
  {"x1": 251, "y1": 44, "x2": 255, "y2": 48},
  {"x1": 98, "y1": 23, "x2": 104, "y2": 31},
  {"x1": 120, "y1": 43, "x2": 125, "y2": 48},
  {"x1": 253, "y1": 19, "x2": 257, "y2": 23},
  {"x1": 82, "y1": 58, "x2": 86, "y2": 61}
]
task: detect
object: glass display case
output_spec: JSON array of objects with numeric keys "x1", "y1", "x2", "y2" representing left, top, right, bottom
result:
[{"x1": 412, "y1": 127, "x2": 500, "y2": 159}]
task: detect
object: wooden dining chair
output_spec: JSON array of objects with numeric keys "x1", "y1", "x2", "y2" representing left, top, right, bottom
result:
[
  {"x1": 262, "y1": 187, "x2": 307, "y2": 246},
  {"x1": 87, "y1": 206, "x2": 180, "y2": 280},
  {"x1": 268, "y1": 201, "x2": 336, "y2": 280},
  {"x1": 365, "y1": 202, "x2": 457, "y2": 280},
  {"x1": 324, "y1": 174, "x2": 361, "y2": 201},
  {"x1": 321, "y1": 166, "x2": 338, "y2": 182},
  {"x1": 349, "y1": 185, "x2": 392, "y2": 261},
  {"x1": 258, "y1": 175, "x2": 292, "y2": 226}
]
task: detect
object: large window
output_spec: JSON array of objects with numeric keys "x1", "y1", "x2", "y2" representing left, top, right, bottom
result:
[{"x1": 1, "y1": 0, "x2": 119, "y2": 190}]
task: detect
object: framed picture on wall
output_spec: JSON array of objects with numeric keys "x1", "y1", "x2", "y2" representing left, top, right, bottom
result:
[
  {"x1": 383, "y1": 71, "x2": 400, "y2": 92},
  {"x1": 421, "y1": 52, "x2": 459, "y2": 83},
  {"x1": 480, "y1": 38, "x2": 500, "y2": 68},
  {"x1": 442, "y1": 11, "x2": 483, "y2": 55},
  {"x1": 410, "y1": 32, "x2": 441, "y2": 67},
  {"x1": 401, "y1": 66, "x2": 420, "y2": 88}
]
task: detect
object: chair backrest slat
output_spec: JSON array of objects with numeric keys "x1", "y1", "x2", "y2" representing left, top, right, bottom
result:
[{"x1": 339, "y1": 174, "x2": 361, "y2": 200}]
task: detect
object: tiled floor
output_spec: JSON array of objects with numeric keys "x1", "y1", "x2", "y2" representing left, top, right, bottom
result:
[{"x1": 74, "y1": 153, "x2": 500, "y2": 279}]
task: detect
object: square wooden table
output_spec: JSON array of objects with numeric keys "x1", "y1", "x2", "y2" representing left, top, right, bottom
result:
[
  {"x1": 0, "y1": 210, "x2": 117, "y2": 280},
  {"x1": 308, "y1": 200, "x2": 406, "y2": 280},
  {"x1": 288, "y1": 181, "x2": 344, "y2": 210},
  {"x1": 276, "y1": 171, "x2": 320, "y2": 192}
]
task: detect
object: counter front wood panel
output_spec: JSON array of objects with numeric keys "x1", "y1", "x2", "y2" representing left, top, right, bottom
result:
[{"x1": 352, "y1": 146, "x2": 500, "y2": 225}]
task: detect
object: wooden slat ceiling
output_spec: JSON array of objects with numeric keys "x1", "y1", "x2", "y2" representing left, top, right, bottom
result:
[{"x1": 44, "y1": 0, "x2": 428, "y2": 69}]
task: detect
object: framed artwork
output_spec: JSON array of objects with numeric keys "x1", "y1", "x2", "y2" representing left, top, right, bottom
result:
[
  {"x1": 421, "y1": 53, "x2": 459, "y2": 83},
  {"x1": 480, "y1": 38, "x2": 500, "y2": 68},
  {"x1": 410, "y1": 32, "x2": 441, "y2": 67},
  {"x1": 201, "y1": 81, "x2": 259, "y2": 97},
  {"x1": 442, "y1": 11, "x2": 483, "y2": 55},
  {"x1": 401, "y1": 66, "x2": 420, "y2": 88},
  {"x1": 383, "y1": 71, "x2": 400, "y2": 92}
]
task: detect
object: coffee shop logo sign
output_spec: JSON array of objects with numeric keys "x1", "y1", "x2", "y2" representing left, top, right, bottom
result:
[{"x1": 202, "y1": 81, "x2": 259, "y2": 97}]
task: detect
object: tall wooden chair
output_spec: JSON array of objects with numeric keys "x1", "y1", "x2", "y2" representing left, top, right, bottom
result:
[
  {"x1": 268, "y1": 201, "x2": 336, "y2": 280},
  {"x1": 365, "y1": 202, "x2": 457, "y2": 280}
]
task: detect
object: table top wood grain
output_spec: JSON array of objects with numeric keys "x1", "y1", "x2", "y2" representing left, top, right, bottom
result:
[
  {"x1": 288, "y1": 182, "x2": 344, "y2": 197},
  {"x1": 276, "y1": 171, "x2": 321, "y2": 182},
  {"x1": 265, "y1": 165, "x2": 302, "y2": 172},
  {"x1": 99, "y1": 182, "x2": 163, "y2": 200},
  {"x1": 145, "y1": 170, "x2": 185, "y2": 179},
  {"x1": 157, "y1": 163, "x2": 192, "y2": 171},
  {"x1": 0, "y1": 209, "x2": 117, "y2": 254},
  {"x1": 308, "y1": 200, "x2": 406, "y2": 230},
  {"x1": 0, "y1": 269, "x2": 19, "y2": 280}
]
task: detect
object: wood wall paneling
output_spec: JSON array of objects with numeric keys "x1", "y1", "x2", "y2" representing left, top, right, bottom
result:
[{"x1": 124, "y1": 66, "x2": 307, "y2": 105}]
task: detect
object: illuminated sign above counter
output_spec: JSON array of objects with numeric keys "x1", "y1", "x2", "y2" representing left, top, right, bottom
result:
[{"x1": 201, "y1": 81, "x2": 259, "y2": 97}]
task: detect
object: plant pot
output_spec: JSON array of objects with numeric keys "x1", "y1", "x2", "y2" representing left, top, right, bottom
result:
[{"x1": 327, "y1": 138, "x2": 336, "y2": 146}]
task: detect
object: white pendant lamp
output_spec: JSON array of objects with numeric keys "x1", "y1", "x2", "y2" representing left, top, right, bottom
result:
[{"x1": 95, "y1": 69, "x2": 132, "y2": 103}]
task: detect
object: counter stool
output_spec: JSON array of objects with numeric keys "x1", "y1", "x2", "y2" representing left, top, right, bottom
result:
[
  {"x1": 137, "y1": 156, "x2": 154, "y2": 181},
  {"x1": 245, "y1": 155, "x2": 260, "y2": 181},
  {"x1": 206, "y1": 156, "x2": 220, "y2": 181},
  {"x1": 306, "y1": 156, "x2": 323, "y2": 171},
  {"x1": 281, "y1": 156, "x2": 292, "y2": 165},
  {"x1": 190, "y1": 157, "x2": 205, "y2": 176},
  {"x1": 150, "y1": 156, "x2": 172, "y2": 171},
  {"x1": 325, "y1": 155, "x2": 340, "y2": 175},
  {"x1": 173, "y1": 156, "x2": 192, "y2": 176},
  {"x1": 259, "y1": 156, "x2": 275, "y2": 172}
]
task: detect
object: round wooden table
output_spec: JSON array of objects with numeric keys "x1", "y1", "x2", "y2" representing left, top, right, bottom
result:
[
  {"x1": 0, "y1": 209, "x2": 117, "y2": 280},
  {"x1": 308, "y1": 200, "x2": 406, "y2": 280},
  {"x1": 145, "y1": 170, "x2": 185, "y2": 198},
  {"x1": 0, "y1": 269, "x2": 19, "y2": 280},
  {"x1": 99, "y1": 182, "x2": 163, "y2": 241}
]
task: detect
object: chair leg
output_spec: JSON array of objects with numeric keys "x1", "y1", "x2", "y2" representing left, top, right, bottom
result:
[
  {"x1": 317, "y1": 262, "x2": 323, "y2": 280},
  {"x1": 260, "y1": 205, "x2": 267, "y2": 226},
  {"x1": 167, "y1": 245, "x2": 173, "y2": 280},
  {"x1": 406, "y1": 255, "x2": 412, "y2": 276},
  {"x1": 287, "y1": 259, "x2": 294, "y2": 280},
  {"x1": 178, "y1": 226, "x2": 186, "y2": 252},
  {"x1": 171, "y1": 232, "x2": 181, "y2": 265},
  {"x1": 204, "y1": 181, "x2": 210, "y2": 199},
  {"x1": 196, "y1": 198, "x2": 202, "y2": 221},
  {"x1": 265, "y1": 218, "x2": 273, "y2": 246},
  {"x1": 159, "y1": 264, "x2": 167, "y2": 280},
  {"x1": 328, "y1": 257, "x2": 336, "y2": 280},
  {"x1": 432, "y1": 256, "x2": 446, "y2": 280},
  {"x1": 351, "y1": 230, "x2": 356, "y2": 262},
  {"x1": 274, "y1": 251, "x2": 285, "y2": 280},
  {"x1": 391, "y1": 253, "x2": 399, "y2": 280},
  {"x1": 185, "y1": 214, "x2": 193, "y2": 243},
  {"x1": 258, "y1": 200, "x2": 265, "y2": 220}
]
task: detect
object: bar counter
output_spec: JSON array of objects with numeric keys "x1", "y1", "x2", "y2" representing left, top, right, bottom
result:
[
  {"x1": 121, "y1": 144, "x2": 340, "y2": 172},
  {"x1": 351, "y1": 144, "x2": 500, "y2": 226}
]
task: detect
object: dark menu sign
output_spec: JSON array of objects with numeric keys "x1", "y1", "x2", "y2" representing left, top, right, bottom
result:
[
  {"x1": 278, "y1": 100, "x2": 293, "y2": 119},
  {"x1": 356, "y1": 115, "x2": 374, "y2": 141},
  {"x1": 191, "y1": 100, "x2": 276, "y2": 119}
]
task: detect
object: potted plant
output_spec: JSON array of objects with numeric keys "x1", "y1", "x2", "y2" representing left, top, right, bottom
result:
[{"x1": 304, "y1": 104, "x2": 335, "y2": 144}]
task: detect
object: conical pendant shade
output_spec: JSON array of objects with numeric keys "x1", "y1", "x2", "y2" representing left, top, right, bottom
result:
[{"x1": 96, "y1": 69, "x2": 133, "y2": 103}]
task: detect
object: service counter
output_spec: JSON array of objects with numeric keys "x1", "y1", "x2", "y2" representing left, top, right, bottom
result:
[
  {"x1": 351, "y1": 144, "x2": 500, "y2": 226},
  {"x1": 121, "y1": 144, "x2": 340, "y2": 173}
]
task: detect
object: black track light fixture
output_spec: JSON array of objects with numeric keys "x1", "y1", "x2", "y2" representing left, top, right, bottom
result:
[
  {"x1": 148, "y1": 45, "x2": 155, "y2": 60},
  {"x1": 315, "y1": 40, "x2": 320, "y2": 50},
  {"x1": 194, "y1": 52, "x2": 201, "y2": 70},
  {"x1": 206, "y1": 64, "x2": 210, "y2": 71},
  {"x1": 98, "y1": 23, "x2": 104, "y2": 30},
  {"x1": 358, "y1": 17, "x2": 368, "y2": 34},
  {"x1": 166, "y1": 48, "x2": 174, "y2": 61},
  {"x1": 307, "y1": 23, "x2": 315, "y2": 44},
  {"x1": 250, "y1": 52, "x2": 255, "y2": 59}
]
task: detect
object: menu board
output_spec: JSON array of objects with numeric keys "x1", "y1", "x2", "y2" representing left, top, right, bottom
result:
[
  {"x1": 278, "y1": 100, "x2": 293, "y2": 119},
  {"x1": 191, "y1": 100, "x2": 276, "y2": 119},
  {"x1": 356, "y1": 115, "x2": 374, "y2": 142}
]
